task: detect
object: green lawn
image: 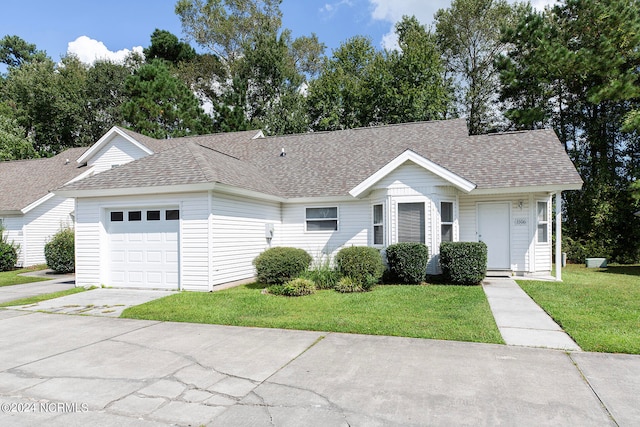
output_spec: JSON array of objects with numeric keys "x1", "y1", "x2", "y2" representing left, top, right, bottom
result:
[
  {"x1": 518, "y1": 264, "x2": 640, "y2": 354},
  {"x1": 0, "y1": 287, "x2": 86, "y2": 307},
  {"x1": 0, "y1": 267, "x2": 50, "y2": 287},
  {"x1": 122, "y1": 283, "x2": 504, "y2": 344}
]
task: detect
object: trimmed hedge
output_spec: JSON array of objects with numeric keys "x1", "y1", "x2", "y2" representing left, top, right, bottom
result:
[
  {"x1": 253, "y1": 247, "x2": 312, "y2": 284},
  {"x1": 335, "y1": 246, "x2": 384, "y2": 285},
  {"x1": 385, "y1": 243, "x2": 429, "y2": 284},
  {"x1": 439, "y1": 242, "x2": 487, "y2": 285},
  {"x1": 44, "y1": 228, "x2": 75, "y2": 273},
  {"x1": 0, "y1": 241, "x2": 18, "y2": 272},
  {"x1": 268, "y1": 278, "x2": 316, "y2": 296}
]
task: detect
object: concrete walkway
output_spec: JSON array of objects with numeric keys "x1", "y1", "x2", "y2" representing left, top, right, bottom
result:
[
  {"x1": 483, "y1": 277, "x2": 581, "y2": 351},
  {"x1": 0, "y1": 311, "x2": 638, "y2": 426}
]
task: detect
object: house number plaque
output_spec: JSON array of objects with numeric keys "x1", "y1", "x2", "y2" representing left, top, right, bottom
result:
[{"x1": 514, "y1": 217, "x2": 528, "y2": 226}]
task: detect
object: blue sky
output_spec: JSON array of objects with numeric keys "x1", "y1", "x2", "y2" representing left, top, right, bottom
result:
[{"x1": 2, "y1": 0, "x2": 554, "y2": 65}]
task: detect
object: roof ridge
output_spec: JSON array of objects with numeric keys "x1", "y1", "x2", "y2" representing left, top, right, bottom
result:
[
  {"x1": 258, "y1": 118, "x2": 468, "y2": 141},
  {"x1": 194, "y1": 143, "x2": 241, "y2": 160},
  {"x1": 473, "y1": 128, "x2": 553, "y2": 138}
]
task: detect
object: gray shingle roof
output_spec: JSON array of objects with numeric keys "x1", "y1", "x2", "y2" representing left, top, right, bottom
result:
[
  {"x1": 0, "y1": 147, "x2": 88, "y2": 212},
  {"x1": 117, "y1": 127, "x2": 263, "y2": 154},
  {"x1": 60, "y1": 142, "x2": 282, "y2": 197},
  {"x1": 57, "y1": 119, "x2": 583, "y2": 199}
]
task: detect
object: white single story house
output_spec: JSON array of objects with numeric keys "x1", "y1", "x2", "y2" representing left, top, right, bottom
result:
[
  {"x1": 0, "y1": 126, "x2": 263, "y2": 267},
  {"x1": 54, "y1": 119, "x2": 582, "y2": 290}
]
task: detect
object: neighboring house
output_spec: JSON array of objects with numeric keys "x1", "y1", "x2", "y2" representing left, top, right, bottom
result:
[
  {"x1": 55, "y1": 119, "x2": 583, "y2": 291},
  {"x1": 0, "y1": 126, "x2": 263, "y2": 267},
  {"x1": 0, "y1": 148, "x2": 89, "y2": 266}
]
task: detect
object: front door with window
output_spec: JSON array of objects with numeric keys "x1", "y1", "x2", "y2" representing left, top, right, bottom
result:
[{"x1": 477, "y1": 203, "x2": 510, "y2": 270}]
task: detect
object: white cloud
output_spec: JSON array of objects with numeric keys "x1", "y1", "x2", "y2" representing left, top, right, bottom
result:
[
  {"x1": 67, "y1": 36, "x2": 143, "y2": 65},
  {"x1": 368, "y1": 0, "x2": 557, "y2": 50},
  {"x1": 320, "y1": 0, "x2": 353, "y2": 15}
]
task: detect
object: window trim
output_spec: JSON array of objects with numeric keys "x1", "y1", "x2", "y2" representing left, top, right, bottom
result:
[
  {"x1": 372, "y1": 203, "x2": 384, "y2": 246},
  {"x1": 305, "y1": 206, "x2": 339, "y2": 232},
  {"x1": 536, "y1": 200, "x2": 549, "y2": 244}
]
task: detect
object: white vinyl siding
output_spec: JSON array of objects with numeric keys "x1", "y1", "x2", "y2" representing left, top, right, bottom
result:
[
  {"x1": 210, "y1": 192, "x2": 280, "y2": 286},
  {"x1": 276, "y1": 201, "x2": 369, "y2": 260},
  {"x1": 3, "y1": 196, "x2": 76, "y2": 267},
  {"x1": 87, "y1": 135, "x2": 150, "y2": 173}
]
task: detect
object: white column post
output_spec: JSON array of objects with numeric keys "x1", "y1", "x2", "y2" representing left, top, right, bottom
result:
[{"x1": 555, "y1": 191, "x2": 562, "y2": 281}]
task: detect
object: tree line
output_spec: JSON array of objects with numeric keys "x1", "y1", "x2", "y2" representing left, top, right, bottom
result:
[{"x1": 1, "y1": 0, "x2": 639, "y2": 262}]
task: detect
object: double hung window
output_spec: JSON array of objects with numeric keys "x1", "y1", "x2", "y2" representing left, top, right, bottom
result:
[
  {"x1": 440, "y1": 201, "x2": 454, "y2": 242},
  {"x1": 537, "y1": 202, "x2": 549, "y2": 243},
  {"x1": 306, "y1": 207, "x2": 338, "y2": 231}
]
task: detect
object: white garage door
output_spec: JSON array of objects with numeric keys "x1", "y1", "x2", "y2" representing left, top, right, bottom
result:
[{"x1": 107, "y1": 208, "x2": 179, "y2": 289}]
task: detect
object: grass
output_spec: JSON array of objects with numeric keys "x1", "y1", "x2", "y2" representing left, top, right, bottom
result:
[
  {"x1": 0, "y1": 287, "x2": 86, "y2": 307},
  {"x1": 0, "y1": 266, "x2": 50, "y2": 287},
  {"x1": 122, "y1": 283, "x2": 504, "y2": 344},
  {"x1": 518, "y1": 264, "x2": 640, "y2": 354}
]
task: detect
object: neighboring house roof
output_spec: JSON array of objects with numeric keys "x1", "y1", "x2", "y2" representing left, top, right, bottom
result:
[
  {"x1": 60, "y1": 142, "x2": 282, "y2": 197},
  {"x1": 76, "y1": 126, "x2": 264, "y2": 166},
  {"x1": 0, "y1": 147, "x2": 88, "y2": 214},
  {"x1": 56, "y1": 119, "x2": 584, "y2": 199}
]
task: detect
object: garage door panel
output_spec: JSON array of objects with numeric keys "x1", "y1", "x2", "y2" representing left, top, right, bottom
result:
[
  {"x1": 146, "y1": 251, "x2": 162, "y2": 263},
  {"x1": 111, "y1": 250, "x2": 125, "y2": 263},
  {"x1": 146, "y1": 272, "x2": 162, "y2": 285},
  {"x1": 107, "y1": 208, "x2": 179, "y2": 290},
  {"x1": 165, "y1": 251, "x2": 178, "y2": 263},
  {"x1": 128, "y1": 271, "x2": 144, "y2": 283},
  {"x1": 128, "y1": 251, "x2": 144, "y2": 263}
]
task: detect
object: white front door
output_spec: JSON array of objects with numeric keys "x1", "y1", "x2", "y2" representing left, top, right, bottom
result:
[
  {"x1": 107, "y1": 208, "x2": 179, "y2": 289},
  {"x1": 478, "y1": 203, "x2": 510, "y2": 270}
]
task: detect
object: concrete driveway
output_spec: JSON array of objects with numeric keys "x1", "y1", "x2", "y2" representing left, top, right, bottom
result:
[
  {"x1": 0, "y1": 271, "x2": 174, "y2": 317},
  {"x1": 0, "y1": 311, "x2": 638, "y2": 426}
]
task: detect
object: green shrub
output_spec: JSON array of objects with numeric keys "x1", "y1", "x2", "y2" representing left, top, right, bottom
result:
[
  {"x1": 562, "y1": 236, "x2": 611, "y2": 264},
  {"x1": 253, "y1": 247, "x2": 312, "y2": 284},
  {"x1": 385, "y1": 243, "x2": 429, "y2": 284},
  {"x1": 335, "y1": 246, "x2": 384, "y2": 286},
  {"x1": 299, "y1": 268, "x2": 340, "y2": 289},
  {"x1": 334, "y1": 276, "x2": 362, "y2": 293},
  {"x1": 0, "y1": 225, "x2": 18, "y2": 272},
  {"x1": 439, "y1": 242, "x2": 487, "y2": 285},
  {"x1": 268, "y1": 278, "x2": 316, "y2": 296},
  {"x1": 44, "y1": 228, "x2": 75, "y2": 273}
]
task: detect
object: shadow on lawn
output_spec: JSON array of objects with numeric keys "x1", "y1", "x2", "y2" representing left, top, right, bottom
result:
[{"x1": 600, "y1": 265, "x2": 640, "y2": 277}]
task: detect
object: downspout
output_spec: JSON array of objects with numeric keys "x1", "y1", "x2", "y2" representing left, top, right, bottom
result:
[
  {"x1": 208, "y1": 190, "x2": 213, "y2": 292},
  {"x1": 22, "y1": 223, "x2": 27, "y2": 267},
  {"x1": 555, "y1": 191, "x2": 562, "y2": 281}
]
